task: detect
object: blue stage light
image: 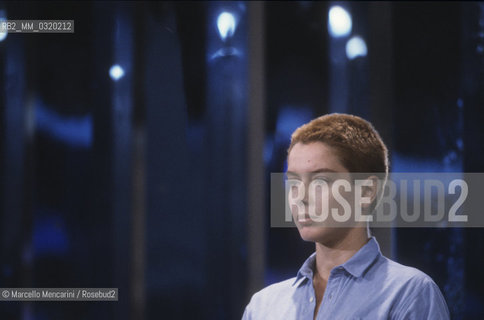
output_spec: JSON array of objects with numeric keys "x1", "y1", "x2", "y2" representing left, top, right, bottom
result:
[
  {"x1": 109, "y1": 64, "x2": 125, "y2": 81},
  {"x1": 0, "y1": 10, "x2": 7, "y2": 42},
  {"x1": 328, "y1": 6, "x2": 352, "y2": 38},
  {"x1": 217, "y1": 12, "x2": 236, "y2": 41},
  {"x1": 346, "y1": 36, "x2": 367, "y2": 60}
]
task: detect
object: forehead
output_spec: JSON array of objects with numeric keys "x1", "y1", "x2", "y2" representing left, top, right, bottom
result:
[{"x1": 287, "y1": 142, "x2": 347, "y2": 173}]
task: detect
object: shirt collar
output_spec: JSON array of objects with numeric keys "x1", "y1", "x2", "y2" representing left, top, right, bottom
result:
[
  {"x1": 293, "y1": 252, "x2": 316, "y2": 286},
  {"x1": 340, "y1": 236, "x2": 381, "y2": 278},
  {"x1": 292, "y1": 236, "x2": 381, "y2": 287}
]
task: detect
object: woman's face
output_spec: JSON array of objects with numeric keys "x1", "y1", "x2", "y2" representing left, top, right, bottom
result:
[{"x1": 287, "y1": 142, "x2": 357, "y2": 245}]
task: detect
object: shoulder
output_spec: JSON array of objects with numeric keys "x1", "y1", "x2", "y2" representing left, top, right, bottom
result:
[
  {"x1": 380, "y1": 256, "x2": 438, "y2": 289},
  {"x1": 249, "y1": 277, "x2": 297, "y2": 304},
  {"x1": 242, "y1": 277, "x2": 298, "y2": 319},
  {"x1": 376, "y1": 257, "x2": 450, "y2": 319}
]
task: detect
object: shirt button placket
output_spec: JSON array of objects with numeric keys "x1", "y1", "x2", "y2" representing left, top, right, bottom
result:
[{"x1": 308, "y1": 295, "x2": 316, "y2": 319}]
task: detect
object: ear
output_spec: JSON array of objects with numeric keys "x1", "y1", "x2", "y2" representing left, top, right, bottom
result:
[{"x1": 360, "y1": 175, "x2": 379, "y2": 210}]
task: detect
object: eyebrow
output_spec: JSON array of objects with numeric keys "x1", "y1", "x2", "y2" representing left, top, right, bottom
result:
[{"x1": 286, "y1": 168, "x2": 338, "y2": 176}]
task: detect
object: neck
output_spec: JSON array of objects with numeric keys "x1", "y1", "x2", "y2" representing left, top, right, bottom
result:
[{"x1": 313, "y1": 227, "x2": 370, "y2": 282}]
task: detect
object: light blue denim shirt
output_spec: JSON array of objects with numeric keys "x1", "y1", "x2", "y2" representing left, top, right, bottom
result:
[{"x1": 242, "y1": 237, "x2": 450, "y2": 320}]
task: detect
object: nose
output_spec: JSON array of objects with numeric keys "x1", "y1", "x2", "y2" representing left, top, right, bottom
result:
[
  {"x1": 299, "y1": 180, "x2": 311, "y2": 213},
  {"x1": 301, "y1": 183, "x2": 309, "y2": 207}
]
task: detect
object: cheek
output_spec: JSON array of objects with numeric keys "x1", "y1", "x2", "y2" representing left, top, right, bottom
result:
[
  {"x1": 305, "y1": 183, "x2": 330, "y2": 215},
  {"x1": 312, "y1": 186, "x2": 327, "y2": 214},
  {"x1": 289, "y1": 185, "x2": 304, "y2": 217},
  {"x1": 328, "y1": 185, "x2": 356, "y2": 216}
]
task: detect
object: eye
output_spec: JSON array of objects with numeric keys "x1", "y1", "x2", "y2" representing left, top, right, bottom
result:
[
  {"x1": 313, "y1": 176, "x2": 332, "y2": 183},
  {"x1": 286, "y1": 178, "x2": 302, "y2": 185},
  {"x1": 285, "y1": 174, "x2": 299, "y2": 181}
]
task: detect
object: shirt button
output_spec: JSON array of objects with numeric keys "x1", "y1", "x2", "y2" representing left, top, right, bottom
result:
[
  {"x1": 329, "y1": 294, "x2": 333, "y2": 299},
  {"x1": 309, "y1": 297, "x2": 314, "y2": 303}
]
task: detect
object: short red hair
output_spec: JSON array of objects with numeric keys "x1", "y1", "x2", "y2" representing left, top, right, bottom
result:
[{"x1": 288, "y1": 113, "x2": 389, "y2": 178}]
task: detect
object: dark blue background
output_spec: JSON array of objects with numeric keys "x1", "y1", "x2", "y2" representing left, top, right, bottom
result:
[{"x1": 0, "y1": 1, "x2": 483, "y2": 319}]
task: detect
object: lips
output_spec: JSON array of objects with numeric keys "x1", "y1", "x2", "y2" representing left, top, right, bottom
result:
[{"x1": 297, "y1": 215, "x2": 314, "y2": 225}]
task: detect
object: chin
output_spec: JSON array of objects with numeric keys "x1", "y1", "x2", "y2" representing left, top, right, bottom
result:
[
  {"x1": 297, "y1": 225, "x2": 351, "y2": 247},
  {"x1": 297, "y1": 225, "x2": 332, "y2": 243}
]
